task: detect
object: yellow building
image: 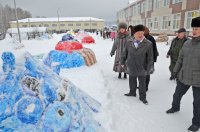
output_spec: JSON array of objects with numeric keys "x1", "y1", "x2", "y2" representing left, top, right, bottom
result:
[{"x1": 10, "y1": 17, "x2": 105, "y2": 33}]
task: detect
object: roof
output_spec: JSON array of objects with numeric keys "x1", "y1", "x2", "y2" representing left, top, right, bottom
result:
[
  {"x1": 7, "y1": 27, "x2": 47, "y2": 33},
  {"x1": 10, "y1": 17, "x2": 104, "y2": 23}
]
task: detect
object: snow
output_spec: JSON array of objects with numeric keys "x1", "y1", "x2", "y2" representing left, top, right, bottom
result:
[
  {"x1": 0, "y1": 33, "x2": 194, "y2": 132},
  {"x1": 7, "y1": 27, "x2": 47, "y2": 33}
]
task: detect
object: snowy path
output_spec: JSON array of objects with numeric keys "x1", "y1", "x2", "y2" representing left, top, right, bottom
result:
[{"x1": 61, "y1": 35, "x2": 194, "y2": 132}]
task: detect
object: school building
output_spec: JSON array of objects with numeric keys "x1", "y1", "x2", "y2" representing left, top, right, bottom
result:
[
  {"x1": 9, "y1": 17, "x2": 105, "y2": 33},
  {"x1": 117, "y1": 0, "x2": 200, "y2": 35}
]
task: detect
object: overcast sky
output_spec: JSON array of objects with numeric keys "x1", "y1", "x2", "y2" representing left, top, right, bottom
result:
[{"x1": 1, "y1": 0, "x2": 128, "y2": 22}]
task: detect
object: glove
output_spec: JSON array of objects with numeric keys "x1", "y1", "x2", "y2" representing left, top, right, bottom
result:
[
  {"x1": 110, "y1": 53, "x2": 114, "y2": 57},
  {"x1": 171, "y1": 72, "x2": 177, "y2": 80}
]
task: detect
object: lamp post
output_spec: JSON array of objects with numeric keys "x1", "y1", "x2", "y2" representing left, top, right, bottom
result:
[
  {"x1": 57, "y1": 8, "x2": 60, "y2": 34},
  {"x1": 14, "y1": 0, "x2": 21, "y2": 43}
]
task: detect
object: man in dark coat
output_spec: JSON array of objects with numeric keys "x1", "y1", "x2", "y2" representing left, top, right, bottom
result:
[
  {"x1": 166, "y1": 16, "x2": 200, "y2": 132},
  {"x1": 121, "y1": 24, "x2": 153, "y2": 105},
  {"x1": 166, "y1": 27, "x2": 188, "y2": 80},
  {"x1": 144, "y1": 26, "x2": 159, "y2": 91},
  {"x1": 110, "y1": 22, "x2": 129, "y2": 79}
]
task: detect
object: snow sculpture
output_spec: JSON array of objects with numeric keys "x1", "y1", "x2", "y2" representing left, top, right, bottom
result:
[{"x1": 0, "y1": 52, "x2": 102, "y2": 132}]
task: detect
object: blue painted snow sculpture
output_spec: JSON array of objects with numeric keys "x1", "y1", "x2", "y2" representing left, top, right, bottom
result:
[
  {"x1": 0, "y1": 51, "x2": 102, "y2": 132},
  {"x1": 43, "y1": 50, "x2": 85, "y2": 74},
  {"x1": 43, "y1": 102, "x2": 71, "y2": 131},
  {"x1": 1, "y1": 52, "x2": 15, "y2": 72},
  {"x1": 16, "y1": 96, "x2": 43, "y2": 124},
  {"x1": 62, "y1": 34, "x2": 74, "y2": 41}
]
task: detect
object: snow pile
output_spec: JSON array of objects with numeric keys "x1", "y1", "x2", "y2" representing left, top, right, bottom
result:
[
  {"x1": 43, "y1": 50, "x2": 85, "y2": 74},
  {"x1": 0, "y1": 52, "x2": 102, "y2": 131}
]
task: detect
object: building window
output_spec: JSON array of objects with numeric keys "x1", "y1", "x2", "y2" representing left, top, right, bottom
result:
[
  {"x1": 141, "y1": 2, "x2": 146, "y2": 13},
  {"x1": 154, "y1": 0, "x2": 161, "y2": 9},
  {"x1": 92, "y1": 23, "x2": 97, "y2": 26},
  {"x1": 147, "y1": 0, "x2": 153, "y2": 11},
  {"x1": 133, "y1": 5, "x2": 137, "y2": 15},
  {"x1": 76, "y1": 23, "x2": 81, "y2": 26},
  {"x1": 22, "y1": 25, "x2": 27, "y2": 27},
  {"x1": 153, "y1": 17, "x2": 159, "y2": 30},
  {"x1": 163, "y1": 0, "x2": 169, "y2": 6},
  {"x1": 137, "y1": 3, "x2": 141, "y2": 14},
  {"x1": 161, "y1": 16, "x2": 170, "y2": 29},
  {"x1": 68, "y1": 24, "x2": 73, "y2": 26},
  {"x1": 31, "y1": 25, "x2": 36, "y2": 27},
  {"x1": 60, "y1": 24, "x2": 65, "y2": 27},
  {"x1": 84, "y1": 23, "x2": 89, "y2": 26},
  {"x1": 172, "y1": 13, "x2": 181, "y2": 29},
  {"x1": 130, "y1": 6, "x2": 133, "y2": 16},
  {"x1": 52, "y1": 24, "x2": 57, "y2": 27},
  {"x1": 142, "y1": 19, "x2": 146, "y2": 26},
  {"x1": 173, "y1": 0, "x2": 182, "y2": 4},
  {"x1": 44, "y1": 24, "x2": 49, "y2": 27},
  {"x1": 147, "y1": 18, "x2": 152, "y2": 29},
  {"x1": 185, "y1": 11, "x2": 199, "y2": 29}
]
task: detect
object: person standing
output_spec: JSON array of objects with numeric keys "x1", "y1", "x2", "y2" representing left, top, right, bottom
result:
[
  {"x1": 166, "y1": 28, "x2": 188, "y2": 80},
  {"x1": 110, "y1": 22, "x2": 129, "y2": 79},
  {"x1": 144, "y1": 26, "x2": 159, "y2": 91},
  {"x1": 121, "y1": 24, "x2": 153, "y2": 104},
  {"x1": 166, "y1": 16, "x2": 200, "y2": 132}
]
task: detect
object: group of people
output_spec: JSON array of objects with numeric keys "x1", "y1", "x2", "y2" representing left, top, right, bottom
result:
[{"x1": 110, "y1": 16, "x2": 200, "y2": 132}]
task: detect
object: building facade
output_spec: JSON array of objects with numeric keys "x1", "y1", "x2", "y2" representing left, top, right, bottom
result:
[
  {"x1": 9, "y1": 17, "x2": 105, "y2": 33},
  {"x1": 117, "y1": 0, "x2": 200, "y2": 34}
]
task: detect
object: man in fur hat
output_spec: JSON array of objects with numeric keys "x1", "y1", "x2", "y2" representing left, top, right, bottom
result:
[
  {"x1": 166, "y1": 16, "x2": 200, "y2": 132},
  {"x1": 121, "y1": 24, "x2": 153, "y2": 105}
]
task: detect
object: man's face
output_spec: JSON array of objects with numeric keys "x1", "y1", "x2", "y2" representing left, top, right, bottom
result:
[
  {"x1": 119, "y1": 28, "x2": 126, "y2": 33},
  {"x1": 192, "y1": 27, "x2": 200, "y2": 37},
  {"x1": 177, "y1": 32, "x2": 185, "y2": 39},
  {"x1": 134, "y1": 31, "x2": 144, "y2": 40}
]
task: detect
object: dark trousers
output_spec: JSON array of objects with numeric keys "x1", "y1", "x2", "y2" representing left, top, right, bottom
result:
[
  {"x1": 129, "y1": 75, "x2": 146, "y2": 100},
  {"x1": 146, "y1": 75, "x2": 150, "y2": 91},
  {"x1": 171, "y1": 81, "x2": 200, "y2": 126}
]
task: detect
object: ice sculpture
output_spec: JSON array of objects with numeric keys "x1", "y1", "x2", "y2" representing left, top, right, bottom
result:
[{"x1": 0, "y1": 52, "x2": 102, "y2": 132}]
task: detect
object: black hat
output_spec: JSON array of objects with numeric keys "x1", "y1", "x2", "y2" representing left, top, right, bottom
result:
[
  {"x1": 118, "y1": 22, "x2": 127, "y2": 30},
  {"x1": 133, "y1": 25, "x2": 145, "y2": 33},
  {"x1": 191, "y1": 17, "x2": 200, "y2": 27},
  {"x1": 177, "y1": 28, "x2": 186, "y2": 33}
]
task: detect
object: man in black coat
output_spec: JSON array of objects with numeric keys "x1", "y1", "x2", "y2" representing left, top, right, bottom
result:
[{"x1": 144, "y1": 27, "x2": 159, "y2": 91}]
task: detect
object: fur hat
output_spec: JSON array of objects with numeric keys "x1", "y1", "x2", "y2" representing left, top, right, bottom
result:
[
  {"x1": 118, "y1": 22, "x2": 127, "y2": 30},
  {"x1": 133, "y1": 25, "x2": 145, "y2": 33},
  {"x1": 177, "y1": 28, "x2": 186, "y2": 33},
  {"x1": 191, "y1": 17, "x2": 200, "y2": 27}
]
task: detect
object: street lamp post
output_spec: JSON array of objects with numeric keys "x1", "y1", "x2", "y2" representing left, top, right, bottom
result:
[
  {"x1": 57, "y1": 8, "x2": 60, "y2": 34},
  {"x1": 14, "y1": 0, "x2": 21, "y2": 43}
]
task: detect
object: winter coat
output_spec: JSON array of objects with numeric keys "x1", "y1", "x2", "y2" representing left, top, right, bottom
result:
[
  {"x1": 110, "y1": 31, "x2": 116, "y2": 39},
  {"x1": 145, "y1": 34, "x2": 159, "y2": 62},
  {"x1": 173, "y1": 37, "x2": 200, "y2": 87},
  {"x1": 167, "y1": 37, "x2": 188, "y2": 72},
  {"x1": 121, "y1": 37, "x2": 153, "y2": 76},
  {"x1": 110, "y1": 31, "x2": 130, "y2": 73}
]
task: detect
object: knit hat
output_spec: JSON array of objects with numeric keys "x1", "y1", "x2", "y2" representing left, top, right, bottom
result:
[
  {"x1": 191, "y1": 17, "x2": 200, "y2": 27},
  {"x1": 118, "y1": 22, "x2": 127, "y2": 30},
  {"x1": 177, "y1": 28, "x2": 186, "y2": 33},
  {"x1": 133, "y1": 25, "x2": 145, "y2": 33}
]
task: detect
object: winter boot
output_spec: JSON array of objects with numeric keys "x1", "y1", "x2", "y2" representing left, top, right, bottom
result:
[
  {"x1": 124, "y1": 73, "x2": 127, "y2": 79},
  {"x1": 188, "y1": 124, "x2": 199, "y2": 132},
  {"x1": 166, "y1": 108, "x2": 179, "y2": 114},
  {"x1": 118, "y1": 73, "x2": 121, "y2": 79},
  {"x1": 140, "y1": 98, "x2": 148, "y2": 105},
  {"x1": 124, "y1": 91, "x2": 136, "y2": 97}
]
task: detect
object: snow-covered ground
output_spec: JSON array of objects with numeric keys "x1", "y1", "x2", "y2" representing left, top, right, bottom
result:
[{"x1": 0, "y1": 33, "x2": 194, "y2": 132}]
